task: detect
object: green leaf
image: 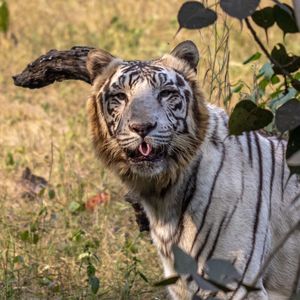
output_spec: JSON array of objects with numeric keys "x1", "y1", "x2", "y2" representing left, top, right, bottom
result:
[
  {"x1": 286, "y1": 126, "x2": 300, "y2": 175},
  {"x1": 0, "y1": 1, "x2": 9, "y2": 33},
  {"x1": 19, "y1": 230, "x2": 39, "y2": 244},
  {"x1": 38, "y1": 207, "x2": 47, "y2": 216},
  {"x1": 270, "y1": 87, "x2": 298, "y2": 110},
  {"x1": 271, "y1": 44, "x2": 300, "y2": 74},
  {"x1": 220, "y1": 0, "x2": 260, "y2": 20},
  {"x1": 5, "y1": 152, "x2": 14, "y2": 166},
  {"x1": 231, "y1": 83, "x2": 244, "y2": 93},
  {"x1": 274, "y1": 4, "x2": 298, "y2": 35},
  {"x1": 88, "y1": 275, "x2": 100, "y2": 294},
  {"x1": 192, "y1": 273, "x2": 219, "y2": 292},
  {"x1": 19, "y1": 230, "x2": 30, "y2": 242},
  {"x1": 172, "y1": 245, "x2": 198, "y2": 275},
  {"x1": 287, "y1": 150, "x2": 300, "y2": 169},
  {"x1": 48, "y1": 189, "x2": 56, "y2": 199},
  {"x1": 243, "y1": 52, "x2": 261, "y2": 65},
  {"x1": 229, "y1": 100, "x2": 274, "y2": 135},
  {"x1": 258, "y1": 78, "x2": 269, "y2": 92},
  {"x1": 275, "y1": 99, "x2": 300, "y2": 132},
  {"x1": 13, "y1": 255, "x2": 24, "y2": 264},
  {"x1": 32, "y1": 233, "x2": 39, "y2": 244},
  {"x1": 259, "y1": 62, "x2": 274, "y2": 80},
  {"x1": 87, "y1": 264, "x2": 96, "y2": 277},
  {"x1": 153, "y1": 276, "x2": 180, "y2": 287},
  {"x1": 252, "y1": 7, "x2": 275, "y2": 29},
  {"x1": 68, "y1": 201, "x2": 84, "y2": 213},
  {"x1": 205, "y1": 259, "x2": 241, "y2": 285},
  {"x1": 177, "y1": 1, "x2": 217, "y2": 32},
  {"x1": 271, "y1": 75, "x2": 280, "y2": 85}
]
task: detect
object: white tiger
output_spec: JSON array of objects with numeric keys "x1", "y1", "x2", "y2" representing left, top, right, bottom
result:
[{"x1": 85, "y1": 40, "x2": 300, "y2": 299}]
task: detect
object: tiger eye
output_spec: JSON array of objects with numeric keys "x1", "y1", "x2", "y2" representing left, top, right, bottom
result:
[
  {"x1": 114, "y1": 93, "x2": 127, "y2": 101},
  {"x1": 159, "y1": 90, "x2": 174, "y2": 98}
]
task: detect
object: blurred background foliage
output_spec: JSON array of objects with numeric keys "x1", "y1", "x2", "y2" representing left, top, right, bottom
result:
[{"x1": 0, "y1": 0, "x2": 299, "y2": 299}]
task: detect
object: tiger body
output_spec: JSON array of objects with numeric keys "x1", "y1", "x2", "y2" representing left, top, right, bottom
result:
[{"x1": 86, "y1": 41, "x2": 300, "y2": 299}]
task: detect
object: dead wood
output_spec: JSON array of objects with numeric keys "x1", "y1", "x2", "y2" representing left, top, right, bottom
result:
[{"x1": 12, "y1": 46, "x2": 94, "y2": 89}]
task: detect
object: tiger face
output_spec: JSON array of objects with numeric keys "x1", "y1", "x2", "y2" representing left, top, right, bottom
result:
[{"x1": 87, "y1": 41, "x2": 208, "y2": 186}]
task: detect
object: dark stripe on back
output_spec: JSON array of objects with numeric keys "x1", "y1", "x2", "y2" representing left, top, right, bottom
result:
[
  {"x1": 269, "y1": 139, "x2": 275, "y2": 217},
  {"x1": 195, "y1": 226, "x2": 213, "y2": 261},
  {"x1": 234, "y1": 132, "x2": 264, "y2": 295},
  {"x1": 291, "y1": 193, "x2": 300, "y2": 206},
  {"x1": 211, "y1": 114, "x2": 219, "y2": 147},
  {"x1": 259, "y1": 139, "x2": 277, "y2": 264},
  {"x1": 290, "y1": 256, "x2": 300, "y2": 298},
  {"x1": 206, "y1": 213, "x2": 227, "y2": 261},
  {"x1": 191, "y1": 145, "x2": 226, "y2": 251},
  {"x1": 246, "y1": 132, "x2": 253, "y2": 168},
  {"x1": 280, "y1": 141, "x2": 285, "y2": 202},
  {"x1": 225, "y1": 136, "x2": 245, "y2": 229}
]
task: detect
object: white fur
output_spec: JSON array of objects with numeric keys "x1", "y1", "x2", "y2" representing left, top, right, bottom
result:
[{"x1": 138, "y1": 105, "x2": 300, "y2": 300}]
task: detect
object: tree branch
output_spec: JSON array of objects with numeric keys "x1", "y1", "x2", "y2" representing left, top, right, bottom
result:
[
  {"x1": 244, "y1": 18, "x2": 297, "y2": 83},
  {"x1": 12, "y1": 46, "x2": 94, "y2": 89}
]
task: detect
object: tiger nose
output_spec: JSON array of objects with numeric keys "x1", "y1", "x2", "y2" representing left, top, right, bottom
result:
[{"x1": 129, "y1": 121, "x2": 157, "y2": 137}]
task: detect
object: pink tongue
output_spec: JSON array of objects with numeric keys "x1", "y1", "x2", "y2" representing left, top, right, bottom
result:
[{"x1": 138, "y1": 143, "x2": 152, "y2": 157}]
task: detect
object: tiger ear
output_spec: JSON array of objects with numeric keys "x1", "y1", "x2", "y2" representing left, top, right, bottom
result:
[
  {"x1": 170, "y1": 40, "x2": 199, "y2": 71},
  {"x1": 87, "y1": 49, "x2": 118, "y2": 81}
]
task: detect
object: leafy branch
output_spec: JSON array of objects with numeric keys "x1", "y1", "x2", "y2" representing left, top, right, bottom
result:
[
  {"x1": 177, "y1": 0, "x2": 300, "y2": 175},
  {"x1": 244, "y1": 17, "x2": 295, "y2": 83}
]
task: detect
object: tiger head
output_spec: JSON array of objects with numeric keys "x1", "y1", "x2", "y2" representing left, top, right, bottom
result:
[{"x1": 86, "y1": 41, "x2": 208, "y2": 189}]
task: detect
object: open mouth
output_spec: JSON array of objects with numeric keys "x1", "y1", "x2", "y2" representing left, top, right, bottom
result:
[{"x1": 126, "y1": 142, "x2": 165, "y2": 163}]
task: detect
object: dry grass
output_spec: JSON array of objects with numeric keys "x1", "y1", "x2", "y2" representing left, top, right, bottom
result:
[{"x1": 0, "y1": 1, "x2": 299, "y2": 299}]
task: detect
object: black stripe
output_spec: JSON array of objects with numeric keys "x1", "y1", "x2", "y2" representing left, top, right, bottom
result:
[
  {"x1": 156, "y1": 157, "x2": 202, "y2": 246},
  {"x1": 181, "y1": 157, "x2": 201, "y2": 216},
  {"x1": 281, "y1": 141, "x2": 285, "y2": 202},
  {"x1": 269, "y1": 139, "x2": 275, "y2": 217},
  {"x1": 206, "y1": 213, "x2": 227, "y2": 261},
  {"x1": 259, "y1": 139, "x2": 276, "y2": 261},
  {"x1": 220, "y1": 112, "x2": 228, "y2": 128},
  {"x1": 233, "y1": 132, "x2": 264, "y2": 297},
  {"x1": 246, "y1": 132, "x2": 253, "y2": 168},
  {"x1": 260, "y1": 227, "x2": 269, "y2": 266},
  {"x1": 198, "y1": 145, "x2": 226, "y2": 234},
  {"x1": 260, "y1": 139, "x2": 276, "y2": 264},
  {"x1": 211, "y1": 114, "x2": 219, "y2": 147},
  {"x1": 225, "y1": 137, "x2": 245, "y2": 229},
  {"x1": 290, "y1": 256, "x2": 300, "y2": 298},
  {"x1": 291, "y1": 193, "x2": 300, "y2": 206},
  {"x1": 176, "y1": 156, "x2": 202, "y2": 243},
  {"x1": 118, "y1": 136, "x2": 134, "y2": 142},
  {"x1": 225, "y1": 202, "x2": 238, "y2": 230},
  {"x1": 176, "y1": 74, "x2": 185, "y2": 87},
  {"x1": 195, "y1": 226, "x2": 213, "y2": 261}
]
